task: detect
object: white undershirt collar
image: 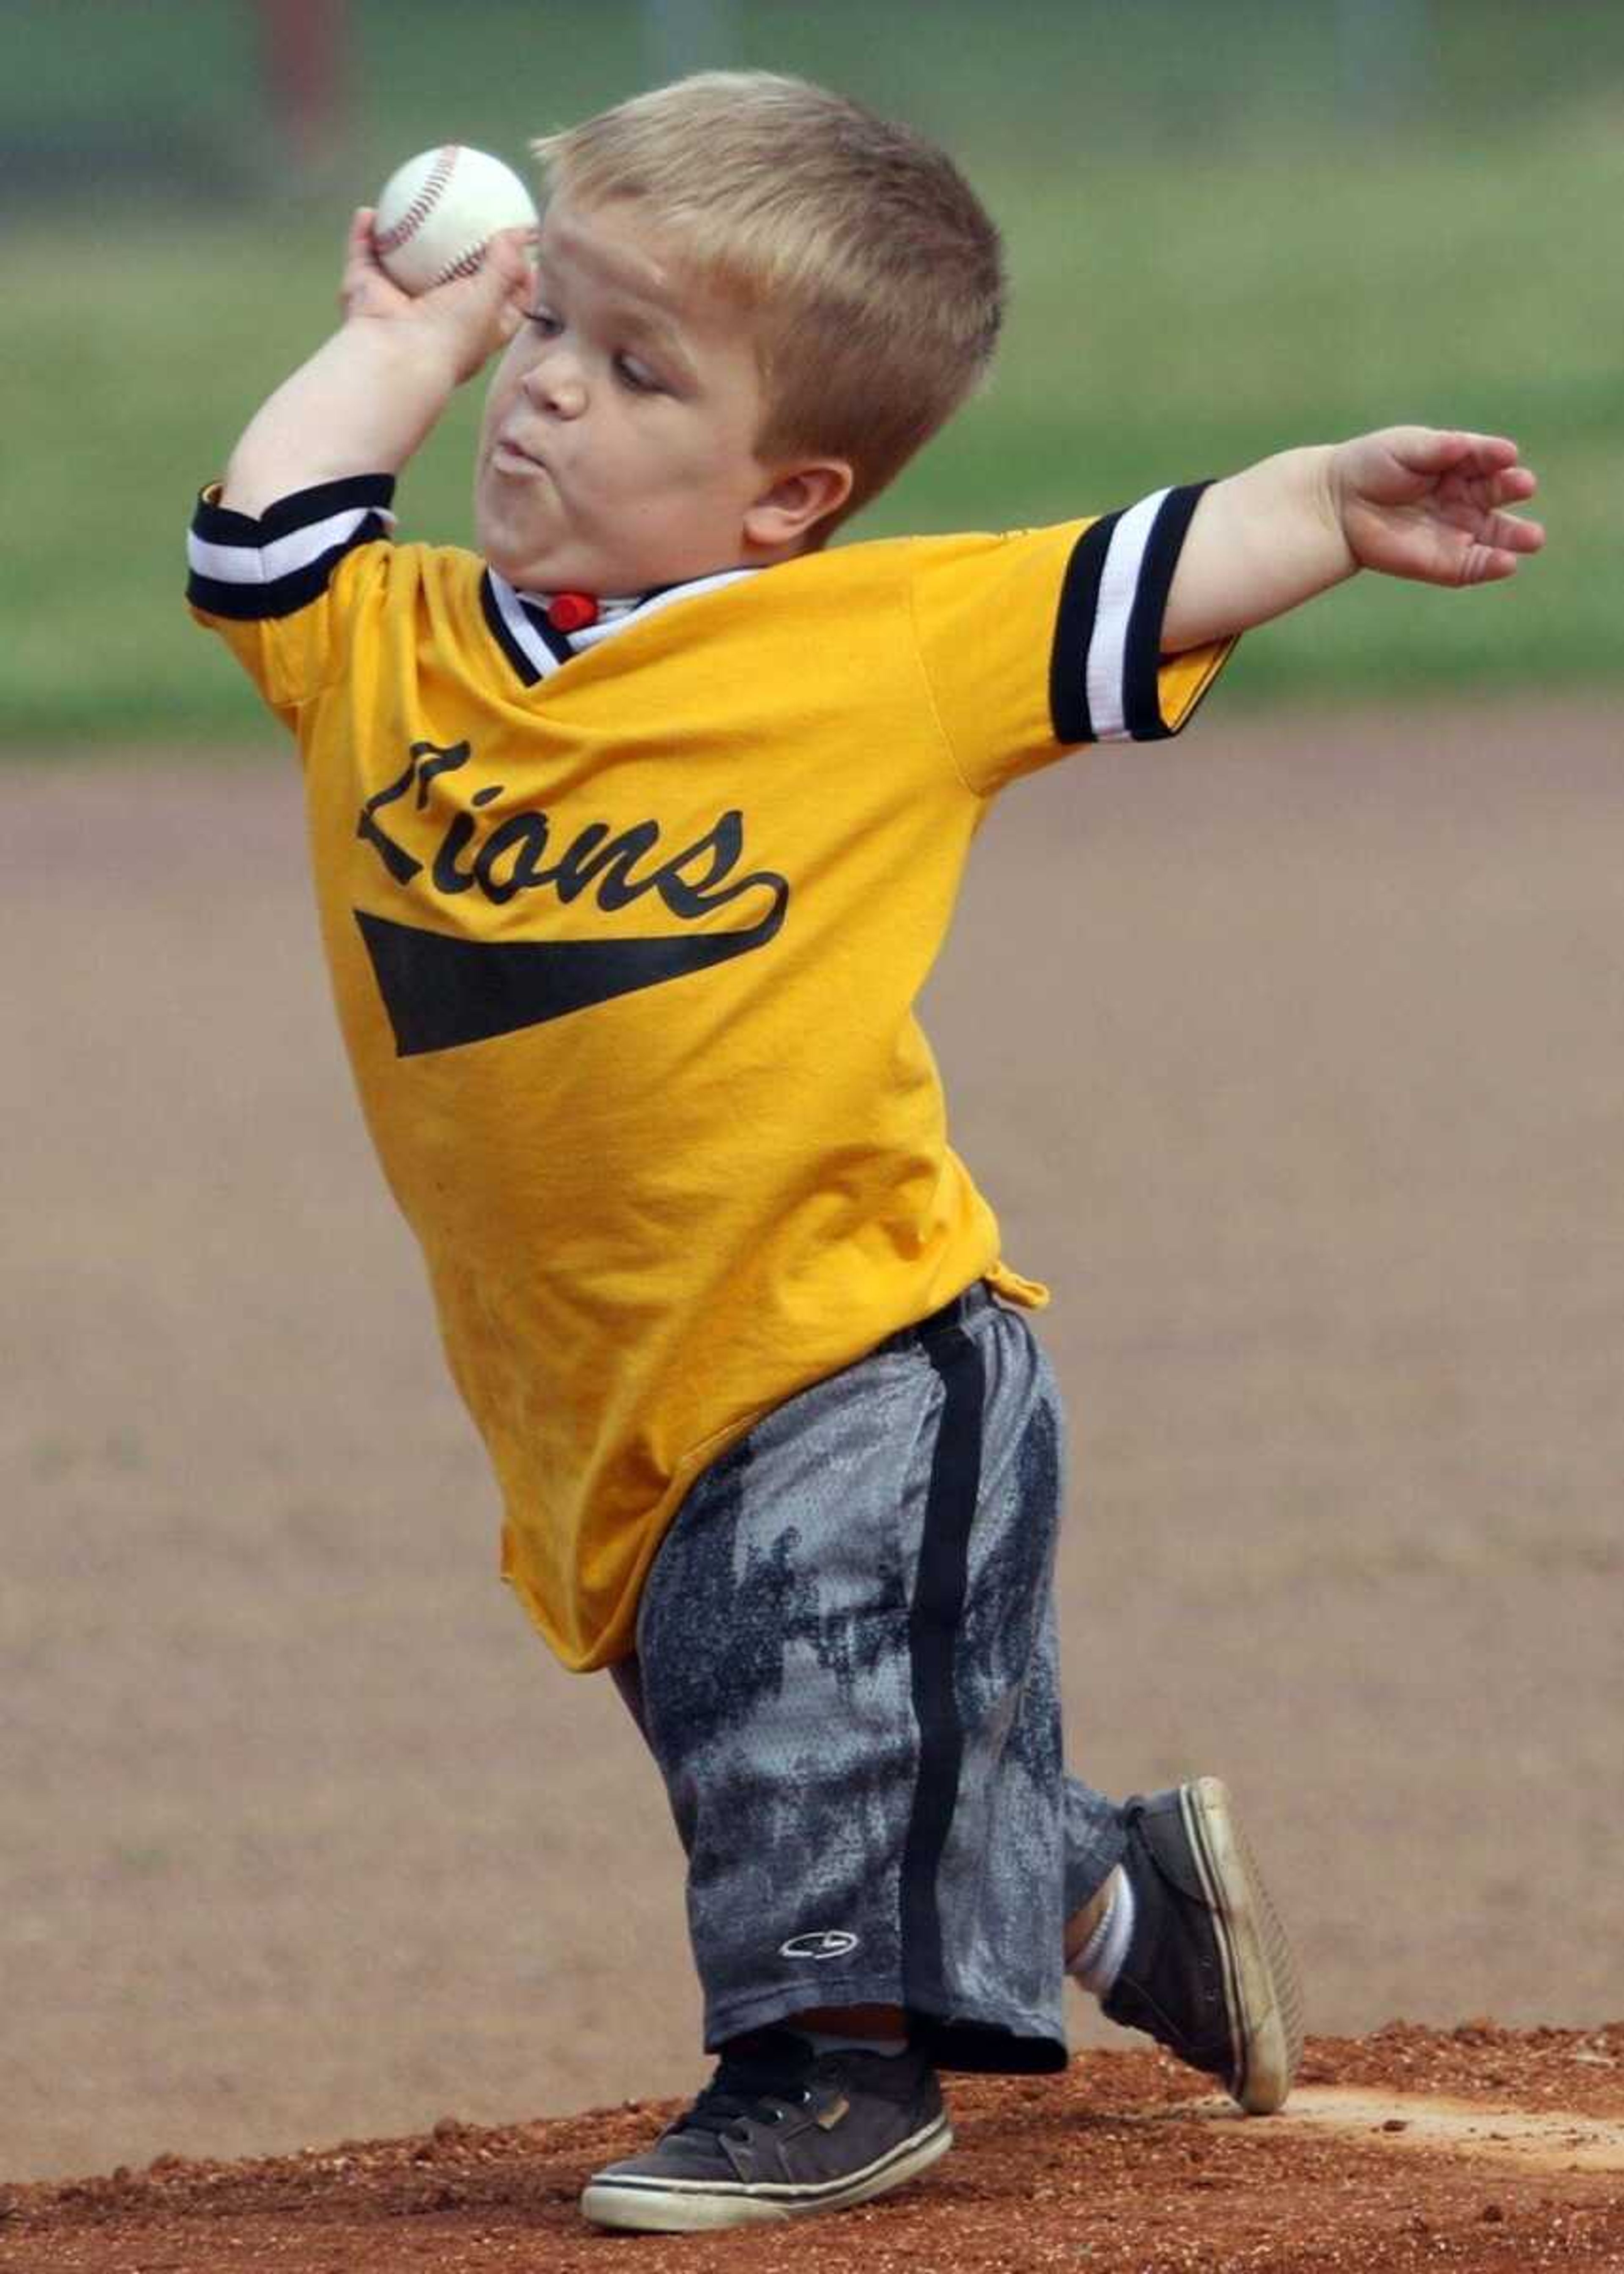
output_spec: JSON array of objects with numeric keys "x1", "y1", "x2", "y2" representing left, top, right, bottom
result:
[{"x1": 494, "y1": 565, "x2": 761, "y2": 679}]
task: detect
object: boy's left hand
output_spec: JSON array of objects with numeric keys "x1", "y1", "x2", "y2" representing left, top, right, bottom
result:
[{"x1": 1331, "y1": 428, "x2": 1545, "y2": 587}]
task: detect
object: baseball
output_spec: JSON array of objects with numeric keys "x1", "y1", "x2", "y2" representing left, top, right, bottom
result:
[{"x1": 372, "y1": 145, "x2": 538, "y2": 295}]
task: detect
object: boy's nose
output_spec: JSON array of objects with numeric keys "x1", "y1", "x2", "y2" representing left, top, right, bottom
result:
[{"x1": 524, "y1": 352, "x2": 587, "y2": 419}]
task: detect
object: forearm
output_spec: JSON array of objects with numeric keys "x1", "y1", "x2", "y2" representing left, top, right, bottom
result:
[
  {"x1": 220, "y1": 319, "x2": 461, "y2": 519},
  {"x1": 1161, "y1": 445, "x2": 1358, "y2": 654},
  {"x1": 1161, "y1": 425, "x2": 1544, "y2": 651}
]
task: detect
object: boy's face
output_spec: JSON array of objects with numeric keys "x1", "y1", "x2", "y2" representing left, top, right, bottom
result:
[{"x1": 475, "y1": 197, "x2": 834, "y2": 597}]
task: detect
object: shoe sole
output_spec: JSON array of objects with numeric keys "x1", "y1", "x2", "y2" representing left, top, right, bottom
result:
[
  {"x1": 1180, "y1": 1776, "x2": 1305, "y2": 2115},
  {"x1": 579, "y1": 2112, "x2": 953, "y2": 2232}
]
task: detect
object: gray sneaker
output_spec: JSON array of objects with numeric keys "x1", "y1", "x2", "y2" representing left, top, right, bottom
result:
[
  {"x1": 1102, "y1": 1778, "x2": 1304, "y2": 2114},
  {"x1": 579, "y1": 2029, "x2": 952, "y2": 2233}
]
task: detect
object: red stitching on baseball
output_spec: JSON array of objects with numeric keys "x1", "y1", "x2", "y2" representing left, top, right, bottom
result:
[
  {"x1": 374, "y1": 145, "x2": 458, "y2": 255},
  {"x1": 433, "y1": 244, "x2": 488, "y2": 286}
]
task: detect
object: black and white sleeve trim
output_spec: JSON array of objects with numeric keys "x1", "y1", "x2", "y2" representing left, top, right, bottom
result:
[
  {"x1": 186, "y1": 476, "x2": 397, "y2": 620},
  {"x1": 1048, "y1": 481, "x2": 1214, "y2": 744}
]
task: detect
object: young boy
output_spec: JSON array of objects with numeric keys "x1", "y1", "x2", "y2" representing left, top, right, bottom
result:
[{"x1": 187, "y1": 71, "x2": 1542, "y2": 2235}]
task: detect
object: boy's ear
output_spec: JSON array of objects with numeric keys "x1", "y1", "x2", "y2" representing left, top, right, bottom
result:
[{"x1": 743, "y1": 461, "x2": 854, "y2": 552}]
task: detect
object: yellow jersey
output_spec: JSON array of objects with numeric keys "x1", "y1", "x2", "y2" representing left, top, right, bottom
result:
[{"x1": 188, "y1": 475, "x2": 1231, "y2": 1669}]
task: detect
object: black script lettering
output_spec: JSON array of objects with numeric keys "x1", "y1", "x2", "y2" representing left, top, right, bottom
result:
[
  {"x1": 357, "y1": 740, "x2": 789, "y2": 935},
  {"x1": 357, "y1": 741, "x2": 471, "y2": 885},
  {"x1": 474, "y1": 812, "x2": 551, "y2": 905},
  {"x1": 535, "y1": 821, "x2": 664, "y2": 911},
  {"x1": 654, "y1": 811, "x2": 757, "y2": 918},
  {"x1": 356, "y1": 755, "x2": 423, "y2": 884},
  {"x1": 411, "y1": 743, "x2": 472, "y2": 806},
  {"x1": 431, "y1": 813, "x2": 481, "y2": 895},
  {"x1": 532, "y1": 821, "x2": 605, "y2": 903}
]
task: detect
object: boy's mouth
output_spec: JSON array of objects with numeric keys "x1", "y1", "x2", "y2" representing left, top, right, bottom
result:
[{"x1": 493, "y1": 435, "x2": 550, "y2": 477}]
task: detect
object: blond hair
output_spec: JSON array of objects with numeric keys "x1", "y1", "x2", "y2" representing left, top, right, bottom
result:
[{"x1": 532, "y1": 72, "x2": 1004, "y2": 528}]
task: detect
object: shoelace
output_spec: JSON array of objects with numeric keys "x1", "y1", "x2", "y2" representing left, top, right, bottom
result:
[{"x1": 675, "y1": 2036, "x2": 817, "y2": 2138}]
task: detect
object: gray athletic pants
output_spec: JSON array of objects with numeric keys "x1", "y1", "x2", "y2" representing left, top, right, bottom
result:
[{"x1": 611, "y1": 1283, "x2": 1127, "y2": 2073}]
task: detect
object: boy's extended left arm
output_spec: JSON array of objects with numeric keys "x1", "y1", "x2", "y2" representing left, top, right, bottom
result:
[{"x1": 1160, "y1": 428, "x2": 1544, "y2": 656}]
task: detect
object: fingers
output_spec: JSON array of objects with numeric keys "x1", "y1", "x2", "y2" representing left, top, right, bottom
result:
[
  {"x1": 1452, "y1": 498, "x2": 1547, "y2": 584},
  {"x1": 339, "y1": 205, "x2": 403, "y2": 315},
  {"x1": 342, "y1": 208, "x2": 369, "y2": 272},
  {"x1": 343, "y1": 205, "x2": 386, "y2": 279},
  {"x1": 1389, "y1": 426, "x2": 1526, "y2": 479},
  {"x1": 1448, "y1": 430, "x2": 1522, "y2": 469},
  {"x1": 430, "y1": 224, "x2": 536, "y2": 350},
  {"x1": 1444, "y1": 458, "x2": 1545, "y2": 553},
  {"x1": 488, "y1": 222, "x2": 540, "y2": 273},
  {"x1": 1468, "y1": 466, "x2": 1540, "y2": 527},
  {"x1": 1485, "y1": 506, "x2": 1546, "y2": 557},
  {"x1": 486, "y1": 227, "x2": 538, "y2": 337},
  {"x1": 1466, "y1": 544, "x2": 1528, "y2": 587},
  {"x1": 434, "y1": 223, "x2": 535, "y2": 291},
  {"x1": 1395, "y1": 426, "x2": 1545, "y2": 548},
  {"x1": 1487, "y1": 462, "x2": 1539, "y2": 504},
  {"x1": 431, "y1": 225, "x2": 534, "y2": 309}
]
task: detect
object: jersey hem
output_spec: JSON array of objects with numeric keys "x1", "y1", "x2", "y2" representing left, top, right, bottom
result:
[{"x1": 500, "y1": 1267, "x2": 1045, "y2": 1672}]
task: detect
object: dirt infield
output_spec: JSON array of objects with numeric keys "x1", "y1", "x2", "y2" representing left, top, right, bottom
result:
[
  {"x1": 4, "y1": 701, "x2": 1621, "y2": 2242},
  {"x1": 6, "y1": 2026, "x2": 1624, "y2": 2271}
]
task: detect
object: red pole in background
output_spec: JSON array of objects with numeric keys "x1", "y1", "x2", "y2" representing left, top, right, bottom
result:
[{"x1": 258, "y1": 0, "x2": 350, "y2": 169}]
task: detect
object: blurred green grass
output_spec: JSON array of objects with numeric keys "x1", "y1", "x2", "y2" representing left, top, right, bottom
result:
[{"x1": 3, "y1": 0, "x2": 1619, "y2": 742}]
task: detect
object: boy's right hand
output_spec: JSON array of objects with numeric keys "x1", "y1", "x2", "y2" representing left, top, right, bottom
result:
[
  {"x1": 340, "y1": 208, "x2": 535, "y2": 387},
  {"x1": 219, "y1": 210, "x2": 537, "y2": 519}
]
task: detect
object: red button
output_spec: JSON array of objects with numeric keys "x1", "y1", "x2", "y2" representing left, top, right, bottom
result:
[{"x1": 546, "y1": 592, "x2": 599, "y2": 633}]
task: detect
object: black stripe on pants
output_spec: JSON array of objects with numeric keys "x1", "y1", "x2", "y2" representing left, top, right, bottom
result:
[{"x1": 900, "y1": 1320, "x2": 986, "y2": 2016}]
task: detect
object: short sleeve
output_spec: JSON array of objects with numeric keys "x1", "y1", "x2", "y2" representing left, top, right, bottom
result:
[
  {"x1": 185, "y1": 475, "x2": 398, "y2": 720},
  {"x1": 908, "y1": 483, "x2": 1237, "y2": 798}
]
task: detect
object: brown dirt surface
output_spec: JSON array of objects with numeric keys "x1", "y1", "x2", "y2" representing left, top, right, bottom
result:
[{"x1": 5, "y1": 2028, "x2": 1624, "y2": 2272}]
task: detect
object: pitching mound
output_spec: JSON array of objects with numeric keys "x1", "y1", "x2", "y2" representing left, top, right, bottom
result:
[{"x1": 5, "y1": 2024, "x2": 1622, "y2": 2272}]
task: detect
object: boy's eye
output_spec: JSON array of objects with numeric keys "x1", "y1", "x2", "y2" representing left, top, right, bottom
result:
[
  {"x1": 526, "y1": 307, "x2": 563, "y2": 337},
  {"x1": 613, "y1": 353, "x2": 662, "y2": 394}
]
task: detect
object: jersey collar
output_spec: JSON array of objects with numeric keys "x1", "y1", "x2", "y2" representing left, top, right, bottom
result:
[{"x1": 480, "y1": 565, "x2": 760, "y2": 686}]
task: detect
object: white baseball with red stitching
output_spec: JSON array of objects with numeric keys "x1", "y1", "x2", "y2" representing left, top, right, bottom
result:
[{"x1": 372, "y1": 145, "x2": 538, "y2": 295}]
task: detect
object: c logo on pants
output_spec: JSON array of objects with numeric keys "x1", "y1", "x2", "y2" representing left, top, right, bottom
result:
[{"x1": 779, "y1": 1929, "x2": 861, "y2": 1960}]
